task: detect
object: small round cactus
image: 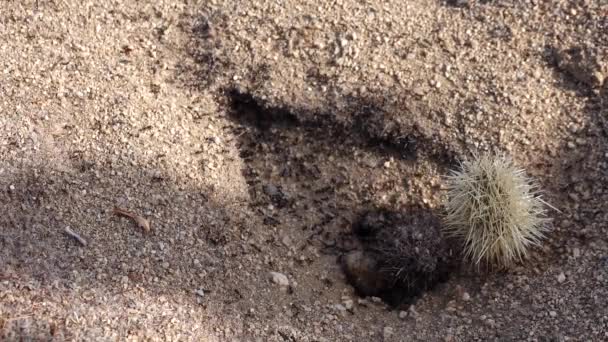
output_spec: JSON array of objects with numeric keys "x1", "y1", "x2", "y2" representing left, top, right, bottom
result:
[{"x1": 443, "y1": 154, "x2": 552, "y2": 268}]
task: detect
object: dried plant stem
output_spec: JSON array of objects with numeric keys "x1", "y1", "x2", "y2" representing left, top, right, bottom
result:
[
  {"x1": 63, "y1": 227, "x2": 87, "y2": 246},
  {"x1": 113, "y1": 206, "x2": 151, "y2": 233}
]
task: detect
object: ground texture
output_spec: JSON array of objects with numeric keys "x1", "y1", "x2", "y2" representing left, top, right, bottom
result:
[{"x1": 1, "y1": 0, "x2": 608, "y2": 341}]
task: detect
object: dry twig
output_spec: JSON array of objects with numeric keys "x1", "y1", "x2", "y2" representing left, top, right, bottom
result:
[
  {"x1": 113, "y1": 206, "x2": 151, "y2": 233},
  {"x1": 63, "y1": 227, "x2": 87, "y2": 246}
]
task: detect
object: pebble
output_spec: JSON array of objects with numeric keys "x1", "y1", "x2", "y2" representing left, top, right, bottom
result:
[
  {"x1": 333, "y1": 304, "x2": 347, "y2": 312},
  {"x1": 462, "y1": 292, "x2": 471, "y2": 301},
  {"x1": 573, "y1": 248, "x2": 581, "y2": 258},
  {"x1": 371, "y1": 296, "x2": 383, "y2": 303},
  {"x1": 408, "y1": 305, "x2": 419, "y2": 319},
  {"x1": 399, "y1": 310, "x2": 408, "y2": 319},
  {"x1": 549, "y1": 311, "x2": 557, "y2": 317},
  {"x1": 357, "y1": 298, "x2": 369, "y2": 306},
  {"x1": 263, "y1": 184, "x2": 279, "y2": 197},
  {"x1": 342, "y1": 298, "x2": 354, "y2": 310},
  {"x1": 281, "y1": 235, "x2": 292, "y2": 247},
  {"x1": 557, "y1": 272, "x2": 566, "y2": 283},
  {"x1": 383, "y1": 326, "x2": 394, "y2": 339},
  {"x1": 269, "y1": 271, "x2": 289, "y2": 286}
]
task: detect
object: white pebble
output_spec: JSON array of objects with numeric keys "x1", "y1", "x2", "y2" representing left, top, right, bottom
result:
[
  {"x1": 269, "y1": 271, "x2": 289, "y2": 286},
  {"x1": 383, "y1": 326, "x2": 394, "y2": 339}
]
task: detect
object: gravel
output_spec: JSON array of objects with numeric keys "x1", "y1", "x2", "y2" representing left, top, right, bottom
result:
[{"x1": 1, "y1": 0, "x2": 608, "y2": 341}]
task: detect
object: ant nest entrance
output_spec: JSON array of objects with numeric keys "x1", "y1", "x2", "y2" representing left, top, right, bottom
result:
[{"x1": 342, "y1": 206, "x2": 456, "y2": 308}]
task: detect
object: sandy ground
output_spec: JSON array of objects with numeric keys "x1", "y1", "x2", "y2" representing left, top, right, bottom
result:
[{"x1": 1, "y1": 0, "x2": 607, "y2": 341}]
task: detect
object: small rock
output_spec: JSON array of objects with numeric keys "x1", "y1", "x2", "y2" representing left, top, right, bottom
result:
[
  {"x1": 383, "y1": 326, "x2": 394, "y2": 339},
  {"x1": 263, "y1": 184, "x2": 279, "y2": 197},
  {"x1": 557, "y1": 272, "x2": 566, "y2": 283},
  {"x1": 573, "y1": 248, "x2": 581, "y2": 258},
  {"x1": 549, "y1": 311, "x2": 557, "y2": 317},
  {"x1": 462, "y1": 292, "x2": 471, "y2": 301},
  {"x1": 371, "y1": 296, "x2": 383, "y2": 303},
  {"x1": 412, "y1": 86, "x2": 426, "y2": 96},
  {"x1": 342, "y1": 297, "x2": 354, "y2": 310},
  {"x1": 333, "y1": 304, "x2": 346, "y2": 312},
  {"x1": 568, "y1": 192, "x2": 579, "y2": 201},
  {"x1": 408, "y1": 305, "x2": 418, "y2": 317},
  {"x1": 281, "y1": 235, "x2": 292, "y2": 247},
  {"x1": 269, "y1": 272, "x2": 289, "y2": 286},
  {"x1": 195, "y1": 289, "x2": 205, "y2": 298},
  {"x1": 398, "y1": 311, "x2": 408, "y2": 319},
  {"x1": 357, "y1": 298, "x2": 369, "y2": 306}
]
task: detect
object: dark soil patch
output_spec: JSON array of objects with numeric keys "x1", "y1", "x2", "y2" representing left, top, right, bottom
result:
[
  {"x1": 342, "y1": 206, "x2": 457, "y2": 308},
  {"x1": 225, "y1": 87, "x2": 461, "y2": 167}
]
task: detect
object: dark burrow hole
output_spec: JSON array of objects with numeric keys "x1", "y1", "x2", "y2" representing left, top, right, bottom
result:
[{"x1": 342, "y1": 206, "x2": 458, "y2": 308}]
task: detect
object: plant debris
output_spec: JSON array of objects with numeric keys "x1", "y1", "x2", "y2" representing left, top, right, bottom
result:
[
  {"x1": 63, "y1": 227, "x2": 87, "y2": 246},
  {"x1": 112, "y1": 206, "x2": 151, "y2": 233}
]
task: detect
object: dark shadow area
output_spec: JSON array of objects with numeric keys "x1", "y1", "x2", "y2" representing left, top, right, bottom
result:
[
  {"x1": 222, "y1": 85, "x2": 467, "y2": 308},
  {"x1": 0, "y1": 152, "x2": 259, "y2": 339},
  {"x1": 544, "y1": 65, "x2": 608, "y2": 249},
  {"x1": 225, "y1": 87, "x2": 462, "y2": 167},
  {"x1": 541, "y1": 41, "x2": 608, "y2": 243}
]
